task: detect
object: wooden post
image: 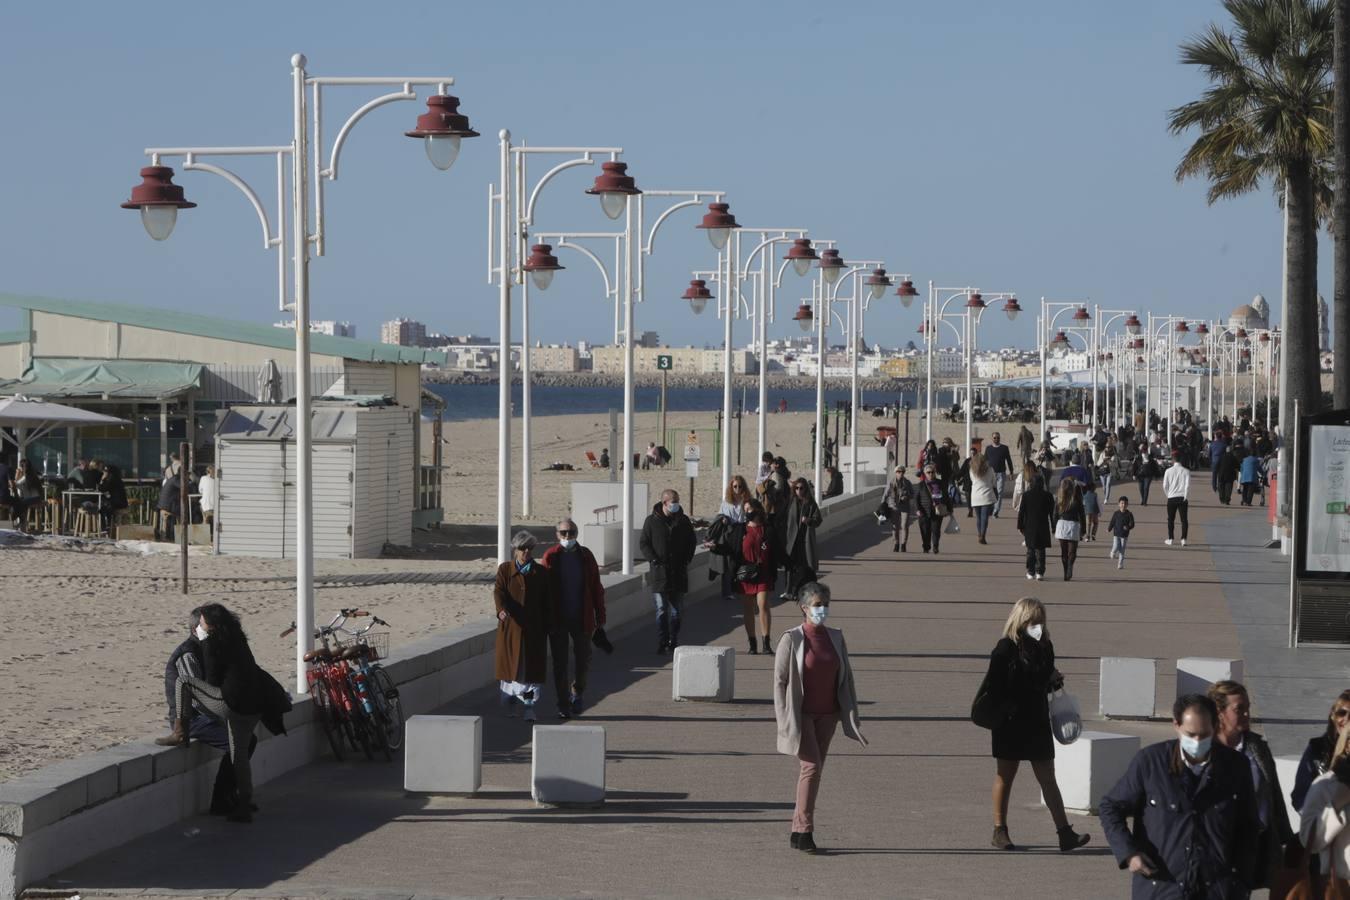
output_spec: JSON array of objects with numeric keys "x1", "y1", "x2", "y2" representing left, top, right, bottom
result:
[{"x1": 179, "y1": 440, "x2": 190, "y2": 595}]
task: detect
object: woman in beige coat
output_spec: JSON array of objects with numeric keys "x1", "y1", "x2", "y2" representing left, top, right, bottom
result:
[{"x1": 773, "y1": 581, "x2": 866, "y2": 854}]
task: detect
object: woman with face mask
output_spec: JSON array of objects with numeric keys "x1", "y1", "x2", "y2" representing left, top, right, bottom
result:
[
  {"x1": 493, "y1": 530, "x2": 552, "y2": 722},
  {"x1": 984, "y1": 597, "x2": 1089, "y2": 852},
  {"x1": 773, "y1": 581, "x2": 866, "y2": 853},
  {"x1": 736, "y1": 498, "x2": 777, "y2": 654}
]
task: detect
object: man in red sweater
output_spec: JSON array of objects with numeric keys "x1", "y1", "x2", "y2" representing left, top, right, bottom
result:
[{"x1": 540, "y1": 518, "x2": 607, "y2": 719}]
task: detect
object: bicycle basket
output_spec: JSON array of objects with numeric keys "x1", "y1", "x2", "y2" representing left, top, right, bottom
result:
[{"x1": 359, "y1": 632, "x2": 390, "y2": 661}]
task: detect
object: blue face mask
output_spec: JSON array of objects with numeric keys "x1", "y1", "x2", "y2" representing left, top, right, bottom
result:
[
  {"x1": 559, "y1": 539, "x2": 577, "y2": 551},
  {"x1": 1179, "y1": 734, "x2": 1212, "y2": 760},
  {"x1": 666, "y1": 502, "x2": 681, "y2": 514},
  {"x1": 806, "y1": 606, "x2": 829, "y2": 626}
]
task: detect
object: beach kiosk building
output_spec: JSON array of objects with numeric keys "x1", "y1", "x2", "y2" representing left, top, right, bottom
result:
[{"x1": 0, "y1": 294, "x2": 446, "y2": 549}]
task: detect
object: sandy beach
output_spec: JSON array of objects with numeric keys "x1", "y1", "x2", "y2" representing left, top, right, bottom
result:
[{"x1": 1, "y1": 409, "x2": 993, "y2": 783}]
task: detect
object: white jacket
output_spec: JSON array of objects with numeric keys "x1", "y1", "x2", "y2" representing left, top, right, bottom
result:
[
  {"x1": 1302, "y1": 773, "x2": 1350, "y2": 879},
  {"x1": 198, "y1": 474, "x2": 218, "y2": 513},
  {"x1": 1162, "y1": 463, "x2": 1190, "y2": 499},
  {"x1": 969, "y1": 468, "x2": 998, "y2": 507}
]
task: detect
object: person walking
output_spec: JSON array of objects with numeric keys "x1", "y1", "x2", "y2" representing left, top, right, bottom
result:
[
  {"x1": 883, "y1": 465, "x2": 916, "y2": 552},
  {"x1": 1163, "y1": 451, "x2": 1191, "y2": 547},
  {"x1": 1209, "y1": 429, "x2": 1229, "y2": 494},
  {"x1": 540, "y1": 518, "x2": 606, "y2": 719},
  {"x1": 493, "y1": 531, "x2": 552, "y2": 722},
  {"x1": 1054, "y1": 479, "x2": 1086, "y2": 582},
  {"x1": 640, "y1": 489, "x2": 697, "y2": 654},
  {"x1": 1293, "y1": 690, "x2": 1350, "y2": 812},
  {"x1": 157, "y1": 603, "x2": 291, "y2": 823},
  {"x1": 717, "y1": 476, "x2": 753, "y2": 599},
  {"x1": 773, "y1": 581, "x2": 867, "y2": 854},
  {"x1": 1100, "y1": 694, "x2": 1259, "y2": 899},
  {"x1": 1207, "y1": 680, "x2": 1296, "y2": 890},
  {"x1": 737, "y1": 498, "x2": 777, "y2": 655},
  {"x1": 1216, "y1": 445, "x2": 1239, "y2": 506},
  {"x1": 1238, "y1": 451, "x2": 1262, "y2": 507},
  {"x1": 1017, "y1": 424, "x2": 1036, "y2": 466},
  {"x1": 1099, "y1": 436, "x2": 1117, "y2": 502},
  {"x1": 783, "y1": 478, "x2": 822, "y2": 599},
  {"x1": 1011, "y1": 459, "x2": 1038, "y2": 529},
  {"x1": 984, "y1": 597, "x2": 1090, "y2": 852},
  {"x1": 1133, "y1": 444, "x2": 1160, "y2": 507},
  {"x1": 915, "y1": 462, "x2": 948, "y2": 554},
  {"x1": 1106, "y1": 496, "x2": 1135, "y2": 570},
  {"x1": 985, "y1": 431, "x2": 1013, "y2": 518},
  {"x1": 1081, "y1": 480, "x2": 1101, "y2": 543},
  {"x1": 1300, "y1": 729, "x2": 1350, "y2": 896},
  {"x1": 198, "y1": 465, "x2": 218, "y2": 537},
  {"x1": 1017, "y1": 474, "x2": 1054, "y2": 580},
  {"x1": 968, "y1": 449, "x2": 998, "y2": 544}
]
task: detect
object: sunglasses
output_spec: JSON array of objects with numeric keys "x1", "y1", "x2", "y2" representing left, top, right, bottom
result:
[
  {"x1": 557, "y1": 529, "x2": 577, "y2": 538},
  {"x1": 1335, "y1": 708, "x2": 1350, "y2": 719}
]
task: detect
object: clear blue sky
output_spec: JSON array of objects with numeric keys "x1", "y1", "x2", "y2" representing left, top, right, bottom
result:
[{"x1": 0, "y1": 0, "x2": 1324, "y2": 351}]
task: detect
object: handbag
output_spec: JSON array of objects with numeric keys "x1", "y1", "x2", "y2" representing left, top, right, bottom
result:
[
  {"x1": 1048, "y1": 688, "x2": 1082, "y2": 745},
  {"x1": 734, "y1": 562, "x2": 759, "y2": 582},
  {"x1": 1053, "y1": 518, "x2": 1082, "y2": 542},
  {"x1": 971, "y1": 671, "x2": 1015, "y2": 730}
]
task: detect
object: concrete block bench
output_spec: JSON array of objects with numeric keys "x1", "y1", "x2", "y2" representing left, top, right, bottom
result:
[
  {"x1": 403, "y1": 715, "x2": 481, "y2": 794},
  {"x1": 531, "y1": 725, "x2": 605, "y2": 807},
  {"x1": 1099, "y1": 657, "x2": 1156, "y2": 718},
  {"x1": 1175, "y1": 658, "x2": 1244, "y2": 699},
  {"x1": 672, "y1": 646, "x2": 735, "y2": 701},
  {"x1": 1043, "y1": 730, "x2": 1140, "y2": 815}
]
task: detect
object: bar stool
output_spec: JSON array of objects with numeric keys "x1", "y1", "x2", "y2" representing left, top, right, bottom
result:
[{"x1": 73, "y1": 508, "x2": 101, "y2": 538}]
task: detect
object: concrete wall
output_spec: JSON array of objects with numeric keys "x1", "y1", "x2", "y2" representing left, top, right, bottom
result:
[
  {"x1": 0, "y1": 343, "x2": 26, "y2": 381},
  {"x1": 0, "y1": 485, "x2": 882, "y2": 898}
]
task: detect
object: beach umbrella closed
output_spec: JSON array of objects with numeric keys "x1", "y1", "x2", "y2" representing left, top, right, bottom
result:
[
  {"x1": 0, "y1": 395, "x2": 131, "y2": 458},
  {"x1": 256, "y1": 359, "x2": 284, "y2": 404}
]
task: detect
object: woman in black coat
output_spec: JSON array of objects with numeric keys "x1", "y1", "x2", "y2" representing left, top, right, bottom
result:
[
  {"x1": 1015, "y1": 474, "x2": 1054, "y2": 580},
  {"x1": 983, "y1": 597, "x2": 1088, "y2": 853},
  {"x1": 914, "y1": 462, "x2": 948, "y2": 554}
]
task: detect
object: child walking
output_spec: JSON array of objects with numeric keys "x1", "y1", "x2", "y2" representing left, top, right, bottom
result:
[{"x1": 1106, "y1": 496, "x2": 1135, "y2": 570}]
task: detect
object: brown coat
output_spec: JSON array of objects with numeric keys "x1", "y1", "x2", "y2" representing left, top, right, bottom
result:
[{"x1": 493, "y1": 561, "x2": 551, "y2": 683}]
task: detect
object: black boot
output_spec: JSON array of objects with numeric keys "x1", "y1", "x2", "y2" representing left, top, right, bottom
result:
[
  {"x1": 790, "y1": 833, "x2": 800, "y2": 849},
  {"x1": 762, "y1": 635, "x2": 773, "y2": 655},
  {"x1": 1057, "y1": 825, "x2": 1089, "y2": 851},
  {"x1": 748, "y1": 637, "x2": 759, "y2": 655},
  {"x1": 798, "y1": 832, "x2": 818, "y2": 854}
]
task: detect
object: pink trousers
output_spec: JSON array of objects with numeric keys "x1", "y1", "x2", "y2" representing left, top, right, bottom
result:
[{"x1": 792, "y1": 712, "x2": 839, "y2": 832}]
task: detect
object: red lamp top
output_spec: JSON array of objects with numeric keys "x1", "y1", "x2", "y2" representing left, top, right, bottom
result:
[
  {"x1": 1003, "y1": 298, "x2": 1022, "y2": 314},
  {"x1": 121, "y1": 166, "x2": 197, "y2": 210},
  {"x1": 1234, "y1": 327, "x2": 1248, "y2": 339},
  {"x1": 896, "y1": 279, "x2": 919, "y2": 297},
  {"x1": 404, "y1": 95, "x2": 479, "y2": 138},
  {"x1": 865, "y1": 268, "x2": 891, "y2": 288},
  {"x1": 522, "y1": 244, "x2": 564, "y2": 272},
  {"x1": 1050, "y1": 330, "x2": 1069, "y2": 344},
  {"x1": 681, "y1": 279, "x2": 713, "y2": 300},
  {"x1": 817, "y1": 248, "x2": 845, "y2": 271},
  {"x1": 1072, "y1": 306, "x2": 1091, "y2": 322},
  {"x1": 966, "y1": 292, "x2": 986, "y2": 309},
  {"x1": 1132, "y1": 338, "x2": 1145, "y2": 349},
  {"x1": 1194, "y1": 322, "x2": 1210, "y2": 335},
  {"x1": 783, "y1": 238, "x2": 818, "y2": 262},
  {"x1": 1259, "y1": 331, "x2": 1271, "y2": 343},
  {"x1": 793, "y1": 303, "x2": 814, "y2": 322},
  {"x1": 1124, "y1": 314, "x2": 1142, "y2": 333},
  {"x1": 585, "y1": 161, "x2": 642, "y2": 196},
  {"x1": 696, "y1": 202, "x2": 738, "y2": 232},
  {"x1": 1174, "y1": 320, "x2": 1190, "y2": 333}
]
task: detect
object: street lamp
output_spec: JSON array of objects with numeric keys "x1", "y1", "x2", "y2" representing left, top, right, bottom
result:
[
  {"x1": 818, "y1": 248, "x2": 846, "y2": 284},
  {"x1": 785, "y1": 238, "x2": 820, "y2": 277},
  {"x1": 522, "y1": 243, "x2": 564, "y2": 291},
  {"x1": 927, "y1": 285, "x2": 1017, "y2": 450},
  {"x1": 793, "y1": 303, "x2": 814, "y2": 331},
  {"x1": 683, "y1": 278, "x2": 713, "y2": 315},
  {"x1": 896, "y1": 278, "x2": 920, "y2": 308},
  {"x1": 697, "y1": 202, "x2": 739, "y2": 250},
  {"x1": 587, "y1": 160, "x2": 642, "y2": 219},
  {"x1": 404, "y1": 94, "x2": 479, "y2": 170},
  {"x1": 125, "y1": 54, "x2": 474, "y2": 694},
  {"x1": 1038, "y1": 300, "x2": 1092, "y2": 439}
]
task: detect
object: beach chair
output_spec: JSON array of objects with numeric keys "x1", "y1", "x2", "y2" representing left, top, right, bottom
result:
[{"x1": 585, "y1": 451, "x2": 602, "y2": 469}]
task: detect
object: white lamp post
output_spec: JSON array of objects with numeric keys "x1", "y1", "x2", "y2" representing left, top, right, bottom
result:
[
  {"x1": 1037, "y1": 301, "x2": 1092, "y2": 437},
  {"x1": 928, "y1": 286, "x2": 1018, "y2": 453},
  {"x1": 124, "y1": 54, "x2": 474, "y2": 694}
]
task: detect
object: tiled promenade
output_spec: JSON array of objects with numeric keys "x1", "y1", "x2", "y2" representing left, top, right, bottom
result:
[{"x1": 47, "y1": 483, "x2": 1344, "y2": 899}]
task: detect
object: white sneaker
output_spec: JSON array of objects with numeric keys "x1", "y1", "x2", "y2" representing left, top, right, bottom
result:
[
  {"x1": 1109, "y1": 548, "x2": 1117, "y2": 559},
  {"x1": 1117, "y1": 558, "x2": 1124, "y2": 569},
  {"x1": 1035, "y1": 573, "x2": 1043, "y2": 581},
  {"x1": 1165, "y1": 539, "x2": 1173, "y2": 546},
  {"x1": 1026, "y1": 573, "x2": 1034, "y2": 580},
  {"x1": 1181, "y1": 539, "x2": 1187, "y2": 547}
]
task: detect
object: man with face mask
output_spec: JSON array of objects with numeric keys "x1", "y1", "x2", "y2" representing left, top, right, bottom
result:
[
  {"x1": 1099, "y1": 694, "x2": 1259, "y2": 899},
  {"x1": 640, "y1": 489, "x2": 696, "y2": 654},
  {"x1": 540, "y1": 518, "x2": 606, "y2": 719}
]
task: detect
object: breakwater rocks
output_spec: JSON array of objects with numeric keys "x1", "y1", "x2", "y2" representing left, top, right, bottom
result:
[{"x1": 422, "y1": 369, "x2": 923, "y2": 392}]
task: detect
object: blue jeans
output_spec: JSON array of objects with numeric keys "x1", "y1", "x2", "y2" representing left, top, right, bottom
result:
[
  {"x1": 974, "y1": 505, "x2": 992, "y2": 537},
  {"x1": 993, "y1": 472, "x2": 1006, "y2": 517},
  {"x1": 1101, "y1": 473, "x2": 1112, "y2": 503},
  {"x1": 653, "y1": 591, "x2": 684, "y2": 645}
]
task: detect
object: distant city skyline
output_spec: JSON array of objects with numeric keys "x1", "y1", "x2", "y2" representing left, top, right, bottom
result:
[{"x1": 0, "y1": 1, "x2": 1331, "y2": 355}]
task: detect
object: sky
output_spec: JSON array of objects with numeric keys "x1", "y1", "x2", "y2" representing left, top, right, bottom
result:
[{"x1": 0, "y1": 0, "x2": 1327, "y2": 353}]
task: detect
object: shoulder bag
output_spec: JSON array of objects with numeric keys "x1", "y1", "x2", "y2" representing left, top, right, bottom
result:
[{"x1": 971, "y1": 668, "x2": 1016, "y2": 730}]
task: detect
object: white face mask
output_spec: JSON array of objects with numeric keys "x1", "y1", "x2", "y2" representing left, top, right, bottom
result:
[
  {"x1": 195, "y1": 623, "x2": 209, "y2": 641},
  {"x1": 1025, "y1": 624, "x2": 1043, "y2": 641},
  {"x1": 559, "y1": 538, "x2": 577, "y2": 550},
  {"x1": 806, "y1": 606, "x2": 829, "y2": 626}
]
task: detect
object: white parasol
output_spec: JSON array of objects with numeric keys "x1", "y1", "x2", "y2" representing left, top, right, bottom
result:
[{"x1": 0, "y1": 395, "x2": 130, "y2": 458}]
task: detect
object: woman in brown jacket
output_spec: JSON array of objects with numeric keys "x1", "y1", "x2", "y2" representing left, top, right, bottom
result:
[{"x1": 495, "y1": 530, "x2": 552, "y2": 722}]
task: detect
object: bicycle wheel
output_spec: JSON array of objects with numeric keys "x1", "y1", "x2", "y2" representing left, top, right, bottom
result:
[
  {"x1": 370, "y1": 666, "x2": 404, "y2": 751},
  {"x1": 310, "y1": 679, "x2": 345, "y2": 762},
  {"x1": 350, "y1": 706, "x2": 375, "y2": 760}
]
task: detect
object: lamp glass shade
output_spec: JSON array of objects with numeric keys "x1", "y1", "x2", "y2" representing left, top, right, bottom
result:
[
  {"x1": 529, "y1": 268, "x2": 555, "y2": 291},
  {"x1": 899, "y1": 293, "x2": 914, "y2": 309},
  {"x1": 706, "y1": 227, "x2": 731, "y2": 250},
  {"x1": 869, "y1": 281, "x2": 887, "y2": 301},
  {"x1": 1127, "y1": 321, "x2": 1141, "y2": 335},
  {"x1": 791, "y1": 257, "x2": 812, "y2": 277},
  {"x1": 690, "y1": 297, "x2": 708, "y2": 315},
  {"x1": 821, "y1": 265, "x2": 842, "y2": 285},
  {"x1": 141, "y1": 205, "x2": 178, "y2": 241},
  {"x1": 424, "y1": 134, "x2": 461, "y2": 171},
  {"x1": 1005, "y1": 305, "x2": 1020, "y2": 321},
  {"x1": 600, "y1": 192, "x2": 627, "y2": 220},
  {"x1": 798, "y1": 315, "x2": 812, "y2": 333}
]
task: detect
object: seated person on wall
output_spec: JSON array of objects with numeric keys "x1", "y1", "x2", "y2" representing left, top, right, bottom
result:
[{"x1": 164, "y1": 606, "x2": 259, "y2": 816}]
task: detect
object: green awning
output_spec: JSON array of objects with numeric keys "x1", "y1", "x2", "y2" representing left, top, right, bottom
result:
[{"x1": 0, "y1": 359, "x2": 203, "y2": 400}]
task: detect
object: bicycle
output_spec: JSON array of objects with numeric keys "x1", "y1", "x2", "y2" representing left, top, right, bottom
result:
[{"x1": 281, "y1": 608, "x2": 402, "y2": 762}]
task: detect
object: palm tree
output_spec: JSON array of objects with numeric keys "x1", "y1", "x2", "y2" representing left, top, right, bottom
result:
[{"x1": 1168, "y1": 0, "x2": 1333, "y2": 433}]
